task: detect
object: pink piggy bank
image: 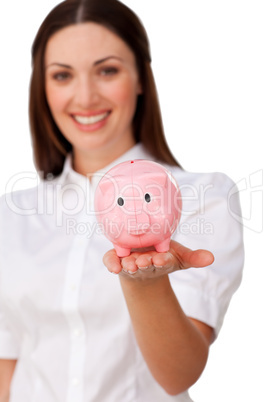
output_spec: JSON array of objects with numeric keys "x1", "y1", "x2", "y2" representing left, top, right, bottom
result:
[{"x1": 94, "y1": 159, "x2": 182, "y2": 257}]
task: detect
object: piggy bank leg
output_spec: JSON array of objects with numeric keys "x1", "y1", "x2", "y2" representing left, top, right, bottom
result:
[
  {"x1": 114, "y1": 245, "x2": 131, "y2": 258},
  {"x1": 154, "y1": 238, "x2": 171, "y2": 253}
]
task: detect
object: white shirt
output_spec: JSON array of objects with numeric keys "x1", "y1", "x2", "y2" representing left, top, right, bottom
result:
[{"x1": 0, "y1": 143, "x2": 244, "y2": 402}]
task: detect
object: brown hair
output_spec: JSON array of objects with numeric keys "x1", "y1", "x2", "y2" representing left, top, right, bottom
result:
[{"x1": 29, "y1": 0, "x2": 181, "y2": 178}]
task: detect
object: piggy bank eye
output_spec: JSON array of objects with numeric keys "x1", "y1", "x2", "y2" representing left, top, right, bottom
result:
[
  {"x1": 117, "y1": 197, "x2": 124, "y2": 206},
  {"x1": 144, "y1": 193, "x2": 151, "y2": 203}
]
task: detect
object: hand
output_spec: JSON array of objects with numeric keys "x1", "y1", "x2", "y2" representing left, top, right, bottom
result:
[{"x1": 103, "y1": 240, "x2": 214, "y2": 280}]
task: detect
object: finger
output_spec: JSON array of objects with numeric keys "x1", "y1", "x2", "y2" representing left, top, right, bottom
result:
[
  {"x1": 103, "y1": 249, "x2": 122, "y2": 274},
  {"x1": 170, "y1": 240, "x2": 214, "y2": 269},
  {"x1": 138, "y1": 265, "x2": 156, "y2": 275},
  {"x1": 135, "y1": 253, "x2": 153, "y2": 269},
  {"x1": 121, "y1": 255, "x2": 139, "y2": 273},
  {"x1": 151, "y1": 251, "x2": 174, "y2": 269},
  {"x1": 188, "y1": 249, "x2": 215, "y2": 268}
]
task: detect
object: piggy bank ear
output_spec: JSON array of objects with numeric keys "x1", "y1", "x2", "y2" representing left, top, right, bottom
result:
[
  {"x1": 142, "y1": 172, "x2": 167, "y2": 187},
  {"x1": 97, "y1": 175, "x2": 125, "y2": 196}
]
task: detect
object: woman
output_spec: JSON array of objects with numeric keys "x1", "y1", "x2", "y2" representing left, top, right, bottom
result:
[{"x1": 0, "y1": 0, "x2": 244, "y2": 401}]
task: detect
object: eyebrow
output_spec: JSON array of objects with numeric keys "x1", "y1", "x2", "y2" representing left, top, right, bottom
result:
[
  {"x1": 46, "y1": 63, "x2": 72, "y2": 70},
  {"x1": 46, "y1": 56, "x2": 123, "y2": 69},
  {"x1": 94, "y1": 56, "x2": 123, "y2": 65}
]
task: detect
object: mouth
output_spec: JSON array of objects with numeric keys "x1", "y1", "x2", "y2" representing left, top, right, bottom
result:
[
  {"x1": 71, "y1": 111, "x2": 111, "y2": 126},
  {"x1": 128, "y1": 229, "x2": 147, "y2": 235},
  {"x1": 128, "y1": 224, "x2": 150, "y2": 236}
]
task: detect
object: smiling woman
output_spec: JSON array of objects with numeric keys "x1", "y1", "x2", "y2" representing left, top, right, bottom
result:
[{"x1": 29, "y1": 0, "x2": 179, "y2": 179}]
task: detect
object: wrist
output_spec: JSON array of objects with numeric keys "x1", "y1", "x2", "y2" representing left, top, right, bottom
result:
[{"x1": 119, "y1": 271, "x2": 171, "y2": 296}]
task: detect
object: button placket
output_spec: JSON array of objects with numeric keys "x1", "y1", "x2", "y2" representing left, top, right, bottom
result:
[{"x1": 62, "y1": 231, "x2": 90, "y2": 402}]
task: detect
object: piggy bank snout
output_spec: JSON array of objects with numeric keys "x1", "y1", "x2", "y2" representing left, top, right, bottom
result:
[{"x1": 125, "y1": 211, "x2": 150, "y2": 235}]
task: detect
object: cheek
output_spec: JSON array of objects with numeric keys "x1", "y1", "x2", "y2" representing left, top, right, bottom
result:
[
  {"x1": 45, "y1": 84, "x2": 69, "y2": 113},
  {"x1": 105, "y1": 77, "x2": 139, "y2": 107}
]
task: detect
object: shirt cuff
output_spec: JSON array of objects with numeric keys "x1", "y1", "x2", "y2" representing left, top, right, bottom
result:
[
  {"x1": 0, "y1": 331, "x2": 19, "y2": 359},
  {"x1": 170, "y1": 281, "x2": 227, "y2": 339}
]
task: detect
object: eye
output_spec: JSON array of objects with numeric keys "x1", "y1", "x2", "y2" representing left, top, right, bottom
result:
[
  {"x1": 52, "y1": 72, "x2": 72, "y2": 82},
  {"x1": 99, "y1": 66, "x2": 119, "y2": 76},
  {"x1": 117, "y1": 197, "x2": 124, "y2": 206},
  {"x1": 144, "y1": 193, "x2": 151, "y2": 203}
]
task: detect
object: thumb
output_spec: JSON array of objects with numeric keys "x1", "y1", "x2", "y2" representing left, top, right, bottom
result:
[{"x1": 170, "y1": 240, "x2": 215, "y2": 269}]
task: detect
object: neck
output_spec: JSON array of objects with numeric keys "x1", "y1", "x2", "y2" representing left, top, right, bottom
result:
[{"x1": 72, "y1": 138, "x2": 136, "y2": 176}]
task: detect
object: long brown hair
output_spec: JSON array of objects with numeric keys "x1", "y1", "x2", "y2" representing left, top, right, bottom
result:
[{"x1": 29, "y1": 0, "x2": 181, "y2": 178}]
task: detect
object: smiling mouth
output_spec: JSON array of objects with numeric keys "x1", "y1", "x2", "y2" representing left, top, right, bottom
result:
[{"x1": 72, "y1": 111, "x2": 110, "y2": 125}]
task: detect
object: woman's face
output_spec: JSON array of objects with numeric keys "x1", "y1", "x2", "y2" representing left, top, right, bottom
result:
[{"x1": 45, "y1": 23, "x2": 141, "y2": 169}]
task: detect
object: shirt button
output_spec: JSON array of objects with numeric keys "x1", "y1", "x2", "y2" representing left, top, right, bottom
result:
[{"x1": 72, "y1": 377, "x2": 80, "y2": 387}]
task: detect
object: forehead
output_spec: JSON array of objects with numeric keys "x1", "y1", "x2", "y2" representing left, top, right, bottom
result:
[{"x1": 45, "y1": 22, "x2": 136, "y2": 65}]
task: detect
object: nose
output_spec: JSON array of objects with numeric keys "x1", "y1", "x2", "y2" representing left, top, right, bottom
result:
[{"x1": 74, "y1": 76, "x2": 99, "y2": 108}]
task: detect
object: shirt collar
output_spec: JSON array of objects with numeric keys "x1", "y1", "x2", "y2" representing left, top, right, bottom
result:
[{"x1": 59, "y1": 143, "x2": 154, "y2": 189}]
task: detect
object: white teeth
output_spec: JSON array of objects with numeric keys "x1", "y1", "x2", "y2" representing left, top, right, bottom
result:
[{"x1": 73, "y1": 112, "x2": 109, "y2": 125}]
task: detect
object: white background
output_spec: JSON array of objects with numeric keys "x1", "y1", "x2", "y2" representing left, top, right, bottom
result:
[{"x1": 0, "y1": 1, "x2": 267, "y2": 400}]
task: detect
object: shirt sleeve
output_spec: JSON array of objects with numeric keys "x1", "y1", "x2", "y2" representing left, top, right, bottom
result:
[
  {"x1": 0, "y1": 196, "x2": 20, "y2": 359},
  {"x1": 169, "y1": 170, "x2": 244, "y2": 338},
  {"x1": 0, "y1": 308, "x2": 20, "y2": 359}
]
